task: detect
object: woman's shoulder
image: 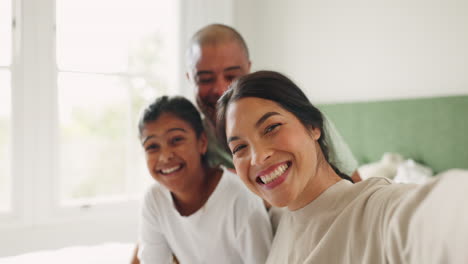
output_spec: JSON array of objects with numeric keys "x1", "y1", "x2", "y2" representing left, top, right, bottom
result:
[
  {"x1": 354, "y1": 177, "x2": 417, "y2": 202},
  {"x1": 335, "y1": 177, "x2": 394, "y2": 201},
  {"x1": 354, "y1": 177, "x2": 414, "y2": 197},
  {"x1": 335, "y1": 177, "x2": 418, "y2": 221},
  {"x1": 357, "y1": 176, "x2": 393, "y2": 187}
]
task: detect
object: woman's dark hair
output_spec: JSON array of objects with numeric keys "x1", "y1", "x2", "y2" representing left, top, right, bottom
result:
[
  {"x1": 138, "y1": 95, "x2": 204, "y2": 139},
  {"x1": 216, "y1": 70, "x2": 352, "y2": 182}
]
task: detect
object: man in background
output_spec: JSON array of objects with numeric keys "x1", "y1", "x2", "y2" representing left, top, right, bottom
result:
[{"x1": 185, "y1": 24, "x2": 251, "y2": 170}]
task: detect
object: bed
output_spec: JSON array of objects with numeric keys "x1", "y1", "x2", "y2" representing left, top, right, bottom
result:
[
  {"x1": 319, "y1": 94, "x2": 468, "y2": 176},
  {"x1": 0, "y1": 243, "x2": 135, "y2": 264}
]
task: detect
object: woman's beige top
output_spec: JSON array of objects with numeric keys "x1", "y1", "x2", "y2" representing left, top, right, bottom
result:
[{"x1": 267, "y1": 170, "x2": 468, "y2": 264}]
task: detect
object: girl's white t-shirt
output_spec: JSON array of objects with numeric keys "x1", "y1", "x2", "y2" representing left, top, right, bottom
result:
[{"x1": 138, "y1": 168, "x2": 272, "y2": 264}]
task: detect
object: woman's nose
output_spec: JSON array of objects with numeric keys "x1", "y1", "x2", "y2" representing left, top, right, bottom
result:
[{"x1": 250, "y1": 143, "x2": 272, "y2": 166}]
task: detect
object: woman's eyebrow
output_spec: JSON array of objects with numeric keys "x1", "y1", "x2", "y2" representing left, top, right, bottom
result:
[
  {"x1": 255, "y1": 112, "x2": 280, "y2": 128},
  {"x1": 228, "y1": 136, "x2": 240, "y2": 144},
  {"x1": 227, "y1": 112, "x2": 280, "y2": 144}
]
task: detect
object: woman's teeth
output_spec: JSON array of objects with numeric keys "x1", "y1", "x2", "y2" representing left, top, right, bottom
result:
[
  {"x1": 260, "y1": 163, "x2": 289, "y2": 184},
  {"x1": 160, "y1": 165, "x2": 182, "y2": 174}
]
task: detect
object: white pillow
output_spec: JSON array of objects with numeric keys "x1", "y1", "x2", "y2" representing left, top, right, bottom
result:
[
  {"x1": 358, "y1": 153, "x2": 404, "y2": 180},
  {"x1": 393, "y1": 159, "x2": 433, "y2": 184}
]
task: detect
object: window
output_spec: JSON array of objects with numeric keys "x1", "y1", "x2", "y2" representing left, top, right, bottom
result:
[
  {"x1": 56, "y1": 0, "x2": 180, "y2": 204},
  {"x1": 2, "y1": 0, "x2": 180, "y2": 216},
  {"x1": 0, "y1": 0, "x2": 12, "y2": 212}
]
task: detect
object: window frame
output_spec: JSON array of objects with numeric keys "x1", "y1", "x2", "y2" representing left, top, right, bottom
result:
[{"x1": 1, "y1": 0, "x2": 183, "y2": 227}]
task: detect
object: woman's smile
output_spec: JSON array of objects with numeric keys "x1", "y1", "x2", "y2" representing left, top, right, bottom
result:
[{"x1": 256, "y1": 161, "x2": 291, "y2": 189}]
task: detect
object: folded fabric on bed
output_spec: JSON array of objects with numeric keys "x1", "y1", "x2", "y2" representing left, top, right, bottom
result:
[
  {"x1": 358, "y1": 152, "x2": 433, "y2": 183},
  {"x1": 0, "y1": 243, "x2": 134, "y2": 264}
]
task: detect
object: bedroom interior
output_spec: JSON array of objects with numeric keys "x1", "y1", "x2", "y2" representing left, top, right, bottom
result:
[{"x1": 1, "y1": 0, "x2": 467, "y2": 262}]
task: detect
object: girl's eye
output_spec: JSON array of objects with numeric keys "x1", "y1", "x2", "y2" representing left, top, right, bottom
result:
[
  {"x1": 232, "y1": 144, "x2": 246, "y2": 155},
  {"x1": 264, "y1": 123, "x2": 282, "y2": 134},
  {"x1": 171, "y1": 136, "x2": 185, "y2": 145},
  {"x1": 145, "y1": 144, "x2": 159, "y2": 152}
]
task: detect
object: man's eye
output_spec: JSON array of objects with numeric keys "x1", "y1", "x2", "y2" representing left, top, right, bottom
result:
[
  {"x1": 197, "y1": 78, "x2": 214, "y2": 84},
  {"x1": 225, "y1": 75, "x2": 238, "y2": 82},
  {"x1": 264, "y1": 123, "x2": 282, "y2": 134},
  {"x1": 232, "y1": 144, "x2": 246, "y2": 155}
]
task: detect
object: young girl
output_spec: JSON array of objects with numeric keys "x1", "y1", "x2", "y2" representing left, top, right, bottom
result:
[
  {"x1": 217, "y1": 70, "x2": 468, "y2": 264},
  {"x1": 137, "y1": 96, "x2": 272, "y2": 263}
]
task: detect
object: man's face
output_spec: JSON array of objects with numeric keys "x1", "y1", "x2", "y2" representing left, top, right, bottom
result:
[{"x1": 187, "y1": 41, "x2": 251, "y2": 123}]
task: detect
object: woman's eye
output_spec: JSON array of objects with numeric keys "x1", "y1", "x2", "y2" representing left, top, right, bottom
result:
[
  {"x1": 264, "y1": 123, "x2": 282, "y2": 134},
  {"x1": 232, "y1": 144, "x2": 246, "y2": 155}
]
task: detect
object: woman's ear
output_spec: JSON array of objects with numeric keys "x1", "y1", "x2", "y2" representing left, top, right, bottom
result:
[
  {"x1": 198, "y1": 132, "x2": 208, "y2": 155},
  {"x1": 309, "y1": 126, "x2": 321, "y2": 141}
]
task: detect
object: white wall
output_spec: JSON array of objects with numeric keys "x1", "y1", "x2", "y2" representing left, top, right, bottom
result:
[
  {"x1": 234, "y1": 0, "x2": 468, "y2": 103},
  {"x1": 179, "y1": 0, "x2": 234, "y2": 98}
]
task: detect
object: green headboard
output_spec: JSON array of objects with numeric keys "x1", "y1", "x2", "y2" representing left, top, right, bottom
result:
[{"x1": 319, "y1": 95, "x2": 468, "y2": 173}]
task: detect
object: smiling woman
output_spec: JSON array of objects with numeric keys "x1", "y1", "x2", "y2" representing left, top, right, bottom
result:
[
  {"x1": 217, "y1": 71, "x2": 353, "y2": 210},
  {"x1": 216, "y1": 71, "x2": 468, "y2": 264},
  {"x1": 224, "y1": 97, "x2": 337, "y2": 210},
  {"x1": 136, "y1": 96, "x2": 272, "y2": 264}
]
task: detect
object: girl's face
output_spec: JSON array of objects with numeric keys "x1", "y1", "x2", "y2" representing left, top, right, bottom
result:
[
  {"x1": 140, "y1": 113, "x2": 207, "y2": 194},
  {"x1": 225, "y1": 97, "x2": 322, "y2": 209}
]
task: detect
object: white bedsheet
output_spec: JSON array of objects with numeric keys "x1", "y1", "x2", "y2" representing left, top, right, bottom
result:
[{"x1": 0, "y1": 243, "x2": 134, "y2": 264}]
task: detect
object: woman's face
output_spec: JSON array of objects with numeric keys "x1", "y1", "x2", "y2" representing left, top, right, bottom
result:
[
  {"x1": 140, "y1": 113, "x2": 207, "y2": 194},
  {"x1": 225, "y1": 97, "x2": 322, "y2": 209}
]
